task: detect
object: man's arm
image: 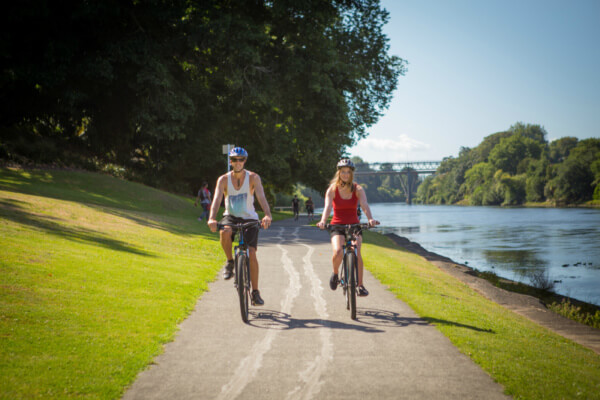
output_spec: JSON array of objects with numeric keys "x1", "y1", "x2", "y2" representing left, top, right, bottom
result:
[{"x1": 251, "y1": 173, "x2": 272, "y2": 229}]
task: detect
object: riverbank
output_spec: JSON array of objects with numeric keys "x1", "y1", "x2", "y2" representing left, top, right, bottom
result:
[{"x1": 385, "y1": 233, "x2": 600, "y2": 354}]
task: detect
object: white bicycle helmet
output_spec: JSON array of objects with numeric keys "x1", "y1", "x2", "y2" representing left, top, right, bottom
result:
[{"x1": 337, "y1": 158, "x2": 355, "y2": 170}]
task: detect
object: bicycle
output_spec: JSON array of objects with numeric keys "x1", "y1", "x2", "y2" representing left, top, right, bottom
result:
[
  {"x1": 326, "y1": 223, "x2": 371, "y2": 320},
  {"x1": 217, "y1": 220, "x2": 261, "y2": 323}
]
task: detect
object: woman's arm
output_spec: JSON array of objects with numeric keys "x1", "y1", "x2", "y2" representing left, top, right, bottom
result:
[
  {"x1": 317, "y1": 186, "x2": 334, "y2": 228},
  {"x1": 356, "y1": 185, "x2": 379, "y2": 226}
]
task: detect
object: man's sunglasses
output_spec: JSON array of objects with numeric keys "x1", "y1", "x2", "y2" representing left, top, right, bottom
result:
[{"x1": 230, "y1": 157, "x2": 246, "y2": 162}]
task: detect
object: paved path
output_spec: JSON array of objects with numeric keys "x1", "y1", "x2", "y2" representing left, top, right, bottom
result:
[{"x1": 123, "y1": 218, "x2": 509, "y2": 400}]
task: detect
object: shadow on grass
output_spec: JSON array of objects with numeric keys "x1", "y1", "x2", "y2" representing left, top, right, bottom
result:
[
  {"x1": 247, "y1": 309, "x2": 383, "y2": 332},
  {"x1": 0, "y1": 198, "x2": 155, "y2": 256},
  {"x1": 421, "y1": 317, "x2": 495, "y2": 333},
  {"x1": 0, "y1": 167, "x2": 219, "y2": 237},
  {"x1": 357, "y1": 308, "x2": 495, "y2": 333}
]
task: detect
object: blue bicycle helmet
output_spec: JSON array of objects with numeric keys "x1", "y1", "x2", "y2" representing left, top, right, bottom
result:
[
  {"x1": 337, "y1": 158, "x2": 355, "y2": 170},
  {"x1": 229, "y1": 147, "x2": 248, "y2": 158}
]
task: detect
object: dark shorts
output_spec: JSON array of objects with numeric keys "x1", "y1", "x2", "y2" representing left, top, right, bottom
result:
[
  {"x1": 306, "y1": 206, "x2": 314, "y2": 213},
  {"x1": 220, "y1": 215, "x2": 259, "y2": 249},
  {"x1": 329, "y1": 225, "x2": 362, "y2": 239}
]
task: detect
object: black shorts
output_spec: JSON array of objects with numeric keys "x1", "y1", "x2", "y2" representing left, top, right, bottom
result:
[
  {"x1": 306, "y1": 206, "x2": 314, "y2": 213},
  {"x1": 220, "y1": 215, "x2": 260, "y2": 249},
  {"x1": 329, "y1": 225, "x2": 362, "y2": 239}
]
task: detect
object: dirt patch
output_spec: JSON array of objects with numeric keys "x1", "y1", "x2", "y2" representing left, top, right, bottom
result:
[{"x1": 385, "y1": 233, "x2": 600, "y2": 354}]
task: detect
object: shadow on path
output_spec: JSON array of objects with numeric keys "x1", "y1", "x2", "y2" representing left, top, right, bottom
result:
[
  {"x1": 247, "y1": 309, "x2": 384, "y2": 332},
  {"x1": 244, "y1": 307, "x2": 493, "y2": 333}
]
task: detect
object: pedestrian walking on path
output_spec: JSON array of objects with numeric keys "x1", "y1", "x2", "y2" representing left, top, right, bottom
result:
[{"x1": 194, "y1": 182, "x2": 211, "y2": 221}]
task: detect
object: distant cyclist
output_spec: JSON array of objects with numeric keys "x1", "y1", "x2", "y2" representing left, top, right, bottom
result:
[
  {"x1": 292, "y1": 195, "x2": 300, "y2": 221},
  {"x1": 317, "y1": 158, "x2": 379, "y2": 296},
  {"x1": 207, "y1": 147, "x2": 272, "y2": 306},
  {"x1": 305, "y1": 196, "x2": 314, "y2": 221}
]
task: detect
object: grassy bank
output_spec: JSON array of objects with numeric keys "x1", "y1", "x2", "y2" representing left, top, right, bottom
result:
[
  {"x1": 0, "y1": 167, "x2": 285, "y2": 399},
  {"x1": 362, "y1": 231, "x2": 600, "y2": 399},
  {"x1": 2, "y1": 167, "x2": 600, "y2": 399}
]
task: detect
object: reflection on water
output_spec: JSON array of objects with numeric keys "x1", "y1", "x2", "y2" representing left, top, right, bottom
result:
[{"x1": 365, "y1": 203, "x2": 600, "y2": 306}]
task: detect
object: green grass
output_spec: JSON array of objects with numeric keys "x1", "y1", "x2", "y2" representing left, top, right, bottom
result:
[
  {"x1": 362, "y1": 231, "x2": 600, "y2": 399},
  {"x1": 472, "y1": 269, "x2": 600, "y2": 329},
  {"x1": 0, "y1": 167, "x2": 287, "y2": 399}
]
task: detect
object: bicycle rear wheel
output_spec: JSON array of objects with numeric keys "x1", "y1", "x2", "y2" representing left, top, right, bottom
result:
[
  {"x1": 236, "y1": 252, "x2": 249, "y2": 323},
  {"x1": 346, "y1": 251, "x2": 357, "y2": 320}
]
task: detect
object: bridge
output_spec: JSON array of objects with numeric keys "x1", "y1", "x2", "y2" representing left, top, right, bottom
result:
[{"x1": 354, "y1": 161, "x2": 442, "y2": 204}]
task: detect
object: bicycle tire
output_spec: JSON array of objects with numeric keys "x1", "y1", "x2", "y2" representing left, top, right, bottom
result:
[
  {"x1": 342, "y1": 256, "x2": 349, "y2": 310},
  {"x1": 236, "y1": 251, "x2": 249, "y2": 323},
  {"x1": 346, "y1": 251, "x2": 357, "y2": 320}
]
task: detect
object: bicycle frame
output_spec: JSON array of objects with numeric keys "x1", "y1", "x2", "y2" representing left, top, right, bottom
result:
[
  {"x1": 327, "y1": 223, "x2": 370, "y2": 319},
  {"x1": 217, "y1": 220, "x2": 261, "y2": 323}
]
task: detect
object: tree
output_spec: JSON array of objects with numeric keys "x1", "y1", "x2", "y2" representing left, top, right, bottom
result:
[
  {"x1": 549, "y1": 137, "x2": 578, "y2": 163},
  {"x1": 509, "y1": 122, "x2": 547, "y2": 143},
  {"x1": 489, "y1": 134, "x2": 543, "y2": 175},
  {"x1": 1, "y1": 0, "x2": 406, "y2": 195},
  {"x1": 553, "y1": 139, "x2": 600, "y2": 203}
]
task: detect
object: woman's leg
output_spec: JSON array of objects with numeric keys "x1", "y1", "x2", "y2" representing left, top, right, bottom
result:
[
  {"x1": 355, "y1": 235, "x2": 365, "y2": 286},
  {"x1": 331, "y1": 234, "x2": 344, "y2": 274}
]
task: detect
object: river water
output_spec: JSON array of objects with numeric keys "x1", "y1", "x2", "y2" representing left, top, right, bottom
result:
[{"x1": 360, "y1": 203, "x2": 600, "y2": 306}]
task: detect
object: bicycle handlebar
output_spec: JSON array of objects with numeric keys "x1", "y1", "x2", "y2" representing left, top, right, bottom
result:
[
  {"x1": 325, "y1": 223, "x2": 372, "y2": 231},
  {"x1": 217, "y1": 220, "x2": 262, "y2": 232}
]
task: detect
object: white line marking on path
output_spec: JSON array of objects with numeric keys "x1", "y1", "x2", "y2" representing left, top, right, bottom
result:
[
  {"x1": 286, "y1": 230, "x2": 333, "y2": 400},
  {"x1": 217, "y1": 227, "x2": 301, "y2": 400}
]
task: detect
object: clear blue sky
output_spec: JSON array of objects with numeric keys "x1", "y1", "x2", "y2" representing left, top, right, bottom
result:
[{"x1": 349, "y1": 0, "x2": 600, "y2": 163}]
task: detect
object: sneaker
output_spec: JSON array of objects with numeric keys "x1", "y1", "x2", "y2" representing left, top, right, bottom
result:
[
  {"x1": 357, "y1": 285, "x2": 369, "y2": 297},
  {"x1": 251, "y1": 290, "x2": 264, "y2": 306},
  {"x1": 329, "y1": 273, "x2": 339, "y2": 290},
  {"x1": 223, "y1": 260, "x2": 234, "y2": 280}
]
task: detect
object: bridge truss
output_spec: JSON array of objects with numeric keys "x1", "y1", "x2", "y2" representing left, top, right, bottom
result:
[{"x1": 353, "y1": 161, "x2": 442, "y2": 204}]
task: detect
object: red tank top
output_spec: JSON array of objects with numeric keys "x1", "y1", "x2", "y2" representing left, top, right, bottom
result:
[{"x1": 331, "y1": 185, "x2": 359, "y2": 225}]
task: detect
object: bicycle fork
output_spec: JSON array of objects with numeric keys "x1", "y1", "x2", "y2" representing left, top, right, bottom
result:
[
  {"x1": 341, "y1": 246, "x2": 359, "y2": 293},
  {"x1": 234, "y1": 246, "x2": 253, "y2": 300}
]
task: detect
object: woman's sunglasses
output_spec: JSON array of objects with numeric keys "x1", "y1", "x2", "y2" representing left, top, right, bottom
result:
[{"x1": 230, "y1": 157, "x2": 246, "y2": 162}]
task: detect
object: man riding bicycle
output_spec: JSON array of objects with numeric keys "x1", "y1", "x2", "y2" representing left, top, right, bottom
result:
[{"x1": 207, "y1": 147, "x2": 272, "y2": 306}]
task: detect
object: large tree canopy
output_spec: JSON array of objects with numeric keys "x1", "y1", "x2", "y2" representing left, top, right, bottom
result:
[{"x1": 1, "y1": 0, "x2": 405, "y2": 195}]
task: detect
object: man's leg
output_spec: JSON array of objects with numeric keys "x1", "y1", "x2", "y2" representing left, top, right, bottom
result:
[
  {"x1": 248, "y1": 246, "x2": 264, "y2": 305},
  {"x1": 220, "y1": 229, "x2": 234, "y2": 279}
]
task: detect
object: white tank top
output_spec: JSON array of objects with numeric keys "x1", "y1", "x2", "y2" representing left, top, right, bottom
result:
[{"x1": 224, "y1": 171, "x2": 259, "y2": 220}]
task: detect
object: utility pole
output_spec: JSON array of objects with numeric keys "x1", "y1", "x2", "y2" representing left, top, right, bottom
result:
[{"x1": 222, "y1": 144, "x2": 234, "y2": 172}]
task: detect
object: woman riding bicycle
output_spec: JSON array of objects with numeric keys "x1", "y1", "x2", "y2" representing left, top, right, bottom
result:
[{"x1": 317, "y1": 158, "x2": 379, "y2": 296}]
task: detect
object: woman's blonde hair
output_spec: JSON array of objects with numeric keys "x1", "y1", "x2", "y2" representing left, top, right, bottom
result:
[{"x1": 329, "y1": 167, "x2": 355, "y2": 192}]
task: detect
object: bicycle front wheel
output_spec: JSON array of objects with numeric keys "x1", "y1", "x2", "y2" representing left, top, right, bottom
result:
[
  {"x1": 236, "y1": 252, "x2": 249, "y2": 323},
  {"x1": 346, "y1": 251, "x2": 357, "y2": 320}
]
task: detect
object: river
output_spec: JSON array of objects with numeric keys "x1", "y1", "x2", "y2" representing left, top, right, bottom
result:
[{"x1": 359, "y1": 203, "x2": 600, "y2": 306}]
